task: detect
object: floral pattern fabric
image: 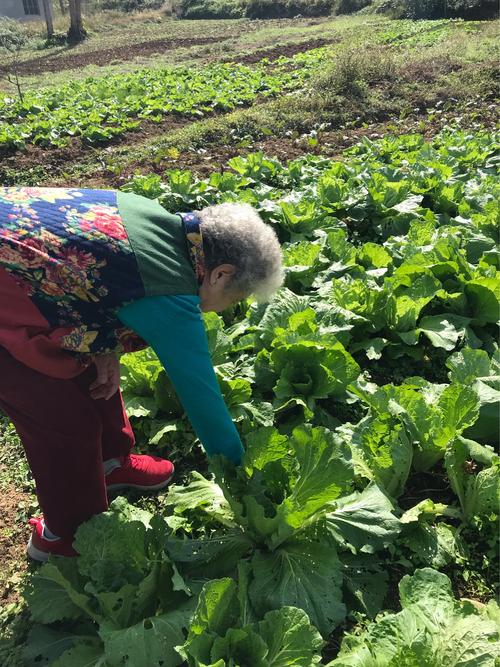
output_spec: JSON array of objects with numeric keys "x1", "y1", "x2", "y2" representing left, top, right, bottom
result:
[
  {"x1": 179, "y1": 212, "x2": 206, "y2": 286},
  {"x1": 0, "y1": 187, "x2": 146, "y2": 358}
]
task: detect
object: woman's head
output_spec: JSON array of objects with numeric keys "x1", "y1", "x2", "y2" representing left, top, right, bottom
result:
[{"x1": 197, "y1": 202, "x2": 283, "y2": 312}]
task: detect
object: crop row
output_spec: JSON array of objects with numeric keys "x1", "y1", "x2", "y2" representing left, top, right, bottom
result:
[{"x1": 0, "y1": 48, "x2": 326, "y2": 151}]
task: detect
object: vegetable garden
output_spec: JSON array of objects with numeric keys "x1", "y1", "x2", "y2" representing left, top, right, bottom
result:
[
  {"x1": 16, "y1": 128, "x2": 500, "y2": 665},
  {"x1": 0, "y1": 49, "x2": 326, "y2": 150},
  {"x1": 0, "y1": 11, "x2": 499, "y2": 667}
]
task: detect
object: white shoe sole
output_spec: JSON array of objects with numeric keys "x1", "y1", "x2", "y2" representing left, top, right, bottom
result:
[
  {"x1": 106, "y1": 471, "x2": 174, "y2": 493},
  {"x1": 26, "y1": 536, "x2": 50, "y2": 563}
]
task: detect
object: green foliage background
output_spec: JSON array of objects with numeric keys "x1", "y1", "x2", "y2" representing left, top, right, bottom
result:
[{"x1": 175, "y1": 0, "x2": 497, "y2": 19}]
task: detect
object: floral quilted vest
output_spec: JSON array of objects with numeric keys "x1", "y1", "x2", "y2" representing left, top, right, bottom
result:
[{"x1": 0, "y1": 187, "x2": 198, "y2": 375}]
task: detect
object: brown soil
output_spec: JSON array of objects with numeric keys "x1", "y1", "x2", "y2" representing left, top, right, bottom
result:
[
  {"x1": 0, "y1": 35, "x2": 232, "y2": 76},
  {"x1": 0, "y1": 115, "x2": 191, "y2": 179},
  {"x1": 399, "y1": 56, "x2": 464, "y2": 83},
  {"x1": 0, "y1": 472, "x2": 31, "y2": 606}
]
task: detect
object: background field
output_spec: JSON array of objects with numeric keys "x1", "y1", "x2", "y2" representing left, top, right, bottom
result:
[{"x1": 0, "y1": 7, "x2": 499, "y2": 666}]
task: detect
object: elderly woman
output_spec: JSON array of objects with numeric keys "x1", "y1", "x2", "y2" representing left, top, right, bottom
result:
[{"x1": 0, "y1": 187, "x2": 282, "y2": 561}]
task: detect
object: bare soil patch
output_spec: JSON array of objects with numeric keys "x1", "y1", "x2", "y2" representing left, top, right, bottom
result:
[
  {"x1": 0, "y1": 35, "x2": 231, "y2": 77},
  {"x1": 0, "y1": 472, "x2": 31, "y2": 606},
  {"x1": 399, "y1": 56, "x2": 464, "y2": 84}
]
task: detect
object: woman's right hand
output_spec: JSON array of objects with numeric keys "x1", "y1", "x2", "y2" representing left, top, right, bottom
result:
[{"x1": 89, "y1": 353, "x2": 121, "y2": 400}]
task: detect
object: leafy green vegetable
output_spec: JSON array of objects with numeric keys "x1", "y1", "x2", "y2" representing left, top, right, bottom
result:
[
  {"x1": 445, "y1": 436, "x2": 500, "y2": 522},
  {"x1": 24, "y1": 499, "x2": 194, "y2": 666},
  {"x1": 21, "y1": 127, "x2": 500, "y2": 667},
  {"x1": 328, "y1": 568, "x2": 500, "y2": 666},
  {"x1": 180, "y1": 578, "x2": 323, "y2": 666},
  {"x1": 325, "y1": 483, "x2": 401, "y2": 553},
  {"x1": 447, "y1": 348, "x2": 500, "y2": 445}
]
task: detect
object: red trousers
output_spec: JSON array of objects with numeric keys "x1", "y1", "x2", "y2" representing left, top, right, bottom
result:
[{"x1": 0, "y1": 346, "x2": 134, "y2": 538}]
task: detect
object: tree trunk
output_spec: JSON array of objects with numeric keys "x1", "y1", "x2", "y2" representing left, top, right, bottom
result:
[
  {"x1": 59, "y1": 0, "x2": 67, "y2": 14},
  {"x1": 67, "y1": 0, "x2": 87, "y2": 43},
  {"x1": 41, "y1": 0, "x2": 54, "y2": 39}
]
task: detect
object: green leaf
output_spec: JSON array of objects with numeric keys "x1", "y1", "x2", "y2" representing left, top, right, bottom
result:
[
  {"x1": 120, "y1": 349, "x2": 161, "y2": 397},
  {"x1": 51, "y1": 640, "x2": 107, "y2": 667},
  {"x1": 465, "y1": 276, "x2": 500, "y2": 325},
  {"x1": 447, "y1": 349, "x2": 500, "y2": 446},
  {"x1": 166, "y1": 472, "x2": 235, "y2": 528},
  {"x1": 23, "y1": 626, "x2": 88, "y2": 667},
  {"x1": 154, "y1": 370, "x2": 183, "y2": 416},
  {"x1": 446, "y1": 348, "x2": 492, "y2": 384},
  {"x1": 280, "y1": 200, "x2": 321, "y2": 239},
  {"x1": 400, "y1": 522, "x2": 466, "y2": 569},
  {"x1": 243, "y1": 427, "x2": 289, "y2": 474},
  {"x1": 325, "y1": 483, "x2": 401, "y2": 553},
  {"x1": 444, "y1": 436, "x2": 471, "y2": 516},
  {"x1": 210, "y1": 627, "x2": 268, "y2": 666},
  {"x1": 349, "y1": 415, "x2": 413, "y2": 497},
  {"x1": 428, "y1": 383, "x2": 481, "y2": 459},
  {"x1": 25, "y1": 559, "x2": 96, "y2": 624},
  {"x1": 274, "y1": 425, "x2": 354, "y2": 537},
  {"x1": 249, "y1": 539, "x2": 346, "y2": 637},
  {"x1": 203, "y1": 312, "x2": 233, "y2": 365},
  {"x1": 358, "y1": 243, "x2": 392, "y2": 270},
  {"x1": 188, "y1": 578, "x2": 239, "y2": 638},
  {"x1": 74, "y1": 498, "x2": 156, "y2": 591},
  {"x1": 254, "y1": 289, "x2": 311, "y2": 348},
  {"x1": 367, "y1": 382, "x2": 480, "y2": 472},
  {"x1": 122, "y1": 394, "x2": 158, "y2": 419},
  {"x1": 271, "y1": 341, "x2": 360, "y2": 402},
  {"x1": 417, "y1": 316, "x2": 460, "y2": 351},
  {"x1": 257, "y1": 607, "x2": 323, "y2": 666},
  {"x1": 100, "y1": 609, "x2": 190, "y2": 667},
  {"x1": 464, "y1": 463, "x2": 500, "y2": 520},
  {"x1": 341, "y1": 553, "x2": 389, "y2": 618},
  {"x1": 217, "y1": 375, "x2": 252, "y2": 407},
  {"x1": 166, "y1": 530, "x2": 253, "y2": 579}
]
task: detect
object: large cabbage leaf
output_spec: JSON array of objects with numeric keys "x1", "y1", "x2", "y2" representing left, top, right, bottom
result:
[{"x1": 327, "y1": 568, "x2": 500, "y2": 666}]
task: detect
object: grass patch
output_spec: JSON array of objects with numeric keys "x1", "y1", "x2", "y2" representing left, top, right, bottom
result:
[{"x1": 0, "y1": 417, "x2": 33, "y2": 494}]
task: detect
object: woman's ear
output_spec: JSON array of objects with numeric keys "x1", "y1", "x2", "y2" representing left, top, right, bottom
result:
[{"x1": 210, "y1": 264, "x2": 236, "y2": 285}]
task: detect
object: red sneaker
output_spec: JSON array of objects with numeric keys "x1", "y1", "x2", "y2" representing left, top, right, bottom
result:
[
  {"x1": 27, "y1": 517, "x2": 78, "y2": 562},
  {"x1": 105, "y1": 454, "x2": 174, "y2": 492}
]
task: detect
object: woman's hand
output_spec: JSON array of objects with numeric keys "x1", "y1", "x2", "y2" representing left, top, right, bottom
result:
[{"x1": 89, "y1": 353, "x2": 121, "y2": 400}]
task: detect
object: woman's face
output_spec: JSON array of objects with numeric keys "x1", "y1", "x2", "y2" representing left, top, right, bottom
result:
[{"x1": 199, "y1": 264, "x2": 246, "y2": 313}]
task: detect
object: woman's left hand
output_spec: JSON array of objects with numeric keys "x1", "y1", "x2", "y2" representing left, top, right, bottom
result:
[{"x1": 89, "y1": 353, "x2": 121, "y2": 400}]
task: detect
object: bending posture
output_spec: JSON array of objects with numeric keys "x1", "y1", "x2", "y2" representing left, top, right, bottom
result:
[{"x1": 0, "y1": 187, "x2": 282, "y2": 561}]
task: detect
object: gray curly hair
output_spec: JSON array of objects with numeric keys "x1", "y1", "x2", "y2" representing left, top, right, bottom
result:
[{"x1": 198, "y1": 202, "x2": 283, "y2": 301}]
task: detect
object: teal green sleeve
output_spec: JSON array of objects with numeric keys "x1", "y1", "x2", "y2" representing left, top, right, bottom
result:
[{"x1": 117, "y1": 295, "x2": 244, "y2": 464}]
